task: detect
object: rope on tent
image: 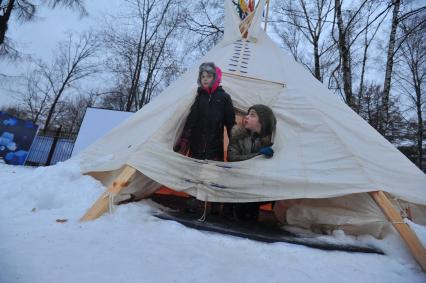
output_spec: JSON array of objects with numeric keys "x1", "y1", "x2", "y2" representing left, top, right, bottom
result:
[
  {"x1": 105, "y1": 192, "x2": 115, "y2": 214},
  {"x1": 80, "y1": 166, "x2": 137, "y2": 222},
  {"x1": 198, "y1": 201, "x2": 208, "y2": 222},
  {"x1": 392, "y1": 197, "x2": 409, "y2": 219}
]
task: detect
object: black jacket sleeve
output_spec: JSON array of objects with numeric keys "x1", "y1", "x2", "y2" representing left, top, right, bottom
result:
[
  {"x1": 181, "y1": 95, "x2": 200, "y2": 140},
  {"x1": 223, "y1": 93, "x2": 236, "y2": 139}
]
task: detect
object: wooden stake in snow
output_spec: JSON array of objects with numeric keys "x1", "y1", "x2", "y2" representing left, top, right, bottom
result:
[
  {"x1": 80, "y1": 165, "x2": 137, "y2": 222},
  {"x1": 370, "y1": 191, "x2": 426, "y2": 272}
]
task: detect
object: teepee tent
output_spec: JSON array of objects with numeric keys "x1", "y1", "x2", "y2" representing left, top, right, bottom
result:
[{"x1": 77, "y1": 0, "x2": 426, "y2": 270}]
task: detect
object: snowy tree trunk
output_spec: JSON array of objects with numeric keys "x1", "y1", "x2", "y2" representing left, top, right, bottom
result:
[
  {"x1": 44, "y1": 78, "x2": 70, "y2": 132},
  {"x1": 0, "y1": 0, "x2": 15, "y2": 45},
  {"x1": 381, "y1": 0, "x2": 401, "y2": 134},
  {"x1": 335, "y1": 0, "x2": 353, "y2": 106},
  {"x1": 415, "y1": 84, "x2": 423, "y2": 170},
  {"x1": 313, "y1": 38, "x2": 322, "y2": 81}
]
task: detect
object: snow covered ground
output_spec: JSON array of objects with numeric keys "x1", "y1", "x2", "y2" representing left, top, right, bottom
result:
[{"x1": 0, "y1": 161, "x2": 425, "y2": 283}]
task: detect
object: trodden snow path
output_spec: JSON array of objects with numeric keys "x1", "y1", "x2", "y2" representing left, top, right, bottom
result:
[{"x1": 0, "y1": 161, "x2": 425, "y2": 283}]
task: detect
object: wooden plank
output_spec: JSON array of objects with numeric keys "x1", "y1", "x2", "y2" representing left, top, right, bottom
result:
[
  {"x1": 239, "y1": 10, "x2": 255, "y2": 30},
  {"x1": 222, "y1": 71, "x2": 286, "y2": 87},
  {"x1": 80, "y1": 165, "x2": 137, "y2": 222},
  {"x1": 370, "y1": 191, "x2": 426, "y2": 272}
]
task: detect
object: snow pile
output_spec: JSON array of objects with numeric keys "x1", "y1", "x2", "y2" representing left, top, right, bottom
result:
[{"x1": 0, "y1": 161, "x2": 425, "y2": 283}]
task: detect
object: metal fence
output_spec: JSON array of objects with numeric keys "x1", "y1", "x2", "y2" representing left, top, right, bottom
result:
[{"x1": 26, "y1": 131, "x2": 76, "y2": 166}]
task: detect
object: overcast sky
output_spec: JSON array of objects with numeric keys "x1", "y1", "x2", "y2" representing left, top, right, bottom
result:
[
  {"x1": 0, "y1": 0, "x2": 122, "y2": 108},
  {"x1": 0, "y1": 1, "x2": 399, "y2": 111}
]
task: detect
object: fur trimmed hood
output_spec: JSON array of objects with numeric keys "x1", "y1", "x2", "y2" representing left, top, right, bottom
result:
[
  {"x1": 231, "y1": 125, "x2": 250, "y2": 140},
  {"x1": 197, "y1": 62, "x2": 222, "y2": 94},
  {"x1": 230, "y1": 125, "x2": 273, "y2": 146}
]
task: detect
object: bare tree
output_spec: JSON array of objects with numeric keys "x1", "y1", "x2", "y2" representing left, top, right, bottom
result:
[
  {"x1": 357, "y1": 82, "x2": 408, "y2": 143},
  {"x1": 381, "y1": 0, "x2": 401, "y2": 134},
  {"x1": 54, "y1": 91, "x2": 98, "y2": 133},
  {"x1": 136, "y1": 6, "x2": 181, "y2": 109},
  {"x1": 0, "y1": 104, "x2": 29, "y2": 120},
  {"x1": 273, "y1": 18, "x2": 304, "y2": 63},
  {"x1": 272, "y1": 0, "x2": 390, "y2": 105},
  {"x1": 355, "y1": 1, "x2": 391, "y2": 113},
  {"x1": 381, "y1": 1, "x2": 426, "y2": 134},
  {"x1": 333, "y1": 0, "x2": 360, "y2": 106},
  {"x1": 394, "y1": 14, "x2": 426, "y2": 169},
  {"x1": 36, "y1": 31, "x2": 99, "y2": 131},
  {"x1": 330, "y1": 0, "x2": 398, "y2": 109},
  {"x1": 101, "y1": 0, "x2": 183, "y2": 111},
  {"x1": 0, "y1": 0, "x2": 86, "y2": 57},
  {"x1": 180, "y1": 0, "x2": 224, "y2": 59},
  {"x1": 16, "y1": 70, "x2": 51, "y2": 124},
  {"x1": 273, "y1": 0, "x2": 334, "y2": 82},
  {"x1": 358, "y1": 83, "x2": 382, "y2": 129},
  {"x1": 0, "y1": 70, "x2": 49, "y2": 123}
]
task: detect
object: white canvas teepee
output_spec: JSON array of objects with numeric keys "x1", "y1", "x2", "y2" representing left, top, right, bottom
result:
[
  {"x1": 78, "y1": 0, "x2": 425, "y2": 205},
  {"x1": 78, "y1": 0, "x2": 426, "y2": 269}
]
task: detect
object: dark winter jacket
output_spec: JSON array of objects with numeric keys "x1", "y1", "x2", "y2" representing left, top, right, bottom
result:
[
  {"x1": 227, "y1": 125, "x2": 273, "y2": 162},
  {"x1": 181, "y1": 86, "x2": 236, "y2": 160}
]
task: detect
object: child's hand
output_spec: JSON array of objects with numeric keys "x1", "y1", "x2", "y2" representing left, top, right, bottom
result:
[{"x1": 259, "y1": 147, "x2": 274, "y2": 158}]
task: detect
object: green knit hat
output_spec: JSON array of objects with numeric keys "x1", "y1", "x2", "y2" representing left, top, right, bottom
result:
[{"x1": 247, "y1": 104, "x2": 276, "y2": 137}]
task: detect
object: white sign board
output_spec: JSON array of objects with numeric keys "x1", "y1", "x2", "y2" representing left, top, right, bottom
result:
[{"x1": 72, "y1": 107, "x2": 133, "y2": 156}]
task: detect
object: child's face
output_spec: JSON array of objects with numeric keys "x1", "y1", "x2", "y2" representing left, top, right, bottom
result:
[
  {"x1": 244, "y1": 109, "x2": 262, "y2": 133},
  {"x1": 200, "y1": 71, "x2": 214, "y2": 88}
]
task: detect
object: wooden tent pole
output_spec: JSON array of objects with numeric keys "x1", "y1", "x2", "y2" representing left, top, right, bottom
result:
[
  {"x1": 222, "y1": 71, "x2": 286, "y2": 86},
  {"x1": 370, "y1": 191, "x2": 426, "y2": 272},
  {"x1": 239, "y1": 11, "x2": 255, "y2": 38},
  {"x1": 80, "y1": 165, "x2": 137, "y2": 222},
  {"x1": 239, "y1": 10, "x2": 255, "y2": 30},
  {"x1": 264, "y1": 0, "x2": 271, "y2": 31}
]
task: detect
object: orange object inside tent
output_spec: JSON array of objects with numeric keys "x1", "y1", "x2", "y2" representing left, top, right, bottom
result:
[
  {"x1": 153, "y1": 187, "x2": 273, "y2": 212},
  {"x1": 155, "y1": 110, "x2": 273, "y2": 211}
]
